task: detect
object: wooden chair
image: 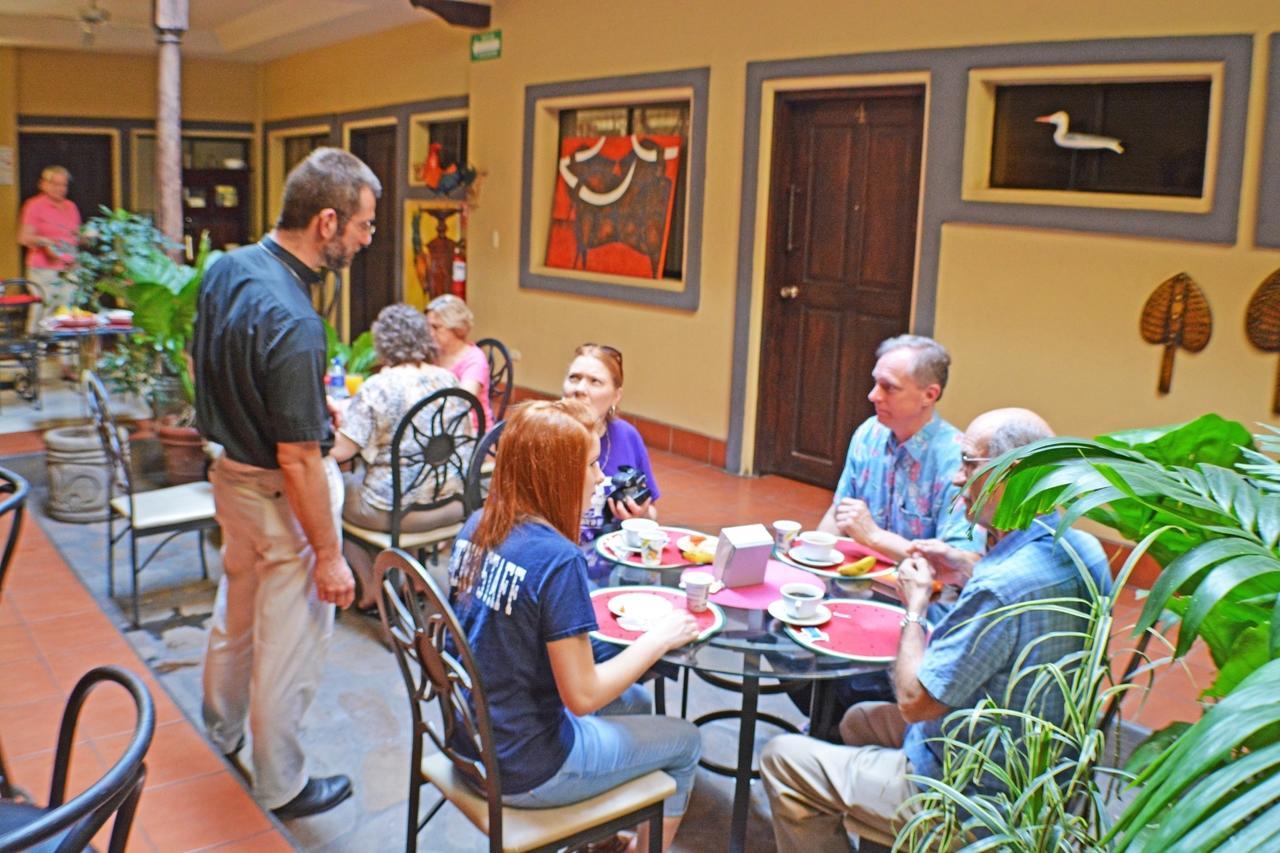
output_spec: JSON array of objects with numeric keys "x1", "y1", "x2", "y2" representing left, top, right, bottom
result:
[
  {"x1": 341, "y1": 387, "x2": 485, "y2": 571},
  {"x1": 475, "y1": 337, "x2": 514, "y2": 423},
  {"x1": 0, "y1": 665, "x2": 155, "y2": 853},
  {"x1": 0, "y1": 466, "x2": 29, "y2": 800},
  {"x1": 374, "y1": 549, "x2": 671, "y2": 853},
  {"x1": 85, "y1": 371, "x2": 218, "y2": 627}
]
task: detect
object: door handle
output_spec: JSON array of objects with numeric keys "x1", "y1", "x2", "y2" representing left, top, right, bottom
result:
[
  {"x1": 785, "y1": 185, "x2": 798, "y2": 253},
  {"x1": 779, "y1": 285, "x2": 800, "y2": 300}
]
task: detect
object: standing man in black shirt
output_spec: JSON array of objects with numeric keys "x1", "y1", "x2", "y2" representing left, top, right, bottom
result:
[{"x1": 193, "y1": 148, "x2": 379, "y2": 820}]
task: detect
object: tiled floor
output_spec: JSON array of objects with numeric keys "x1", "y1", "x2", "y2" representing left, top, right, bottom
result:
[
  {"x1": 0, "y1": 426, "x2": 293, "y2": 852},
  {"x1": 0, "y1": 388, "x2": 1214, "y2": 851}
]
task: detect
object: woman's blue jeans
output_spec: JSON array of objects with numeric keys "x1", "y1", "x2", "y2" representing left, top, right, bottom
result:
[{"x1": 502, "y1": 686, "x2": 701, "y2": 817}]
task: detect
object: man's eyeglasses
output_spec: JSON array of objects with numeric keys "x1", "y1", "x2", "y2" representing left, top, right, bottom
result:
[
  {"x1": 961, "y1": 454, "x2": 991, "y2": 468},
  {"x1": 355, "y1": 220, "x2": 377, "y2": 236}
]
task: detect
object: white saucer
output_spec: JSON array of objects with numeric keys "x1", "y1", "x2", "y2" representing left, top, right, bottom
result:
[
  {"x1": 786, "y1": 546, "x2": 843, "y2": 568},
  {"x1": 767, "y1": 599, "x2": 832, "y2": 626}
]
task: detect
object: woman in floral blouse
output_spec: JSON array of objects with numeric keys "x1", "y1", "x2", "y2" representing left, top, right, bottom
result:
[{"x1": 331, "y1": 303, "x2": 462, "y2": 606}]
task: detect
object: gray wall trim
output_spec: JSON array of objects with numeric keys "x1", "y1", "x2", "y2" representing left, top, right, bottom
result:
[
  {"x1": 19, "y1": 115, "x2": 255, "y2": 134},
  {"x1": 518, "y1": 67, "x2": 710, "y2": 311},
  {"x1": 727, "y1": 34, "x2": 1253, "y2": 472},
  {"x1": 1258, "y1": 34, "x2": 1280, "y2": 248}
]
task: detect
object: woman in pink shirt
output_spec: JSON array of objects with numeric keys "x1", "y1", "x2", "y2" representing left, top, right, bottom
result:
[
  {"x1": 18, "y1": 165, "x2": 81, "y2": 320},
  {"x1": 426, "y1": 294, "x2": 494, "y2": 431}
]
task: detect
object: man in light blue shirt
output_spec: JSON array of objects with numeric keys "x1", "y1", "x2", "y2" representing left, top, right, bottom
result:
[
  {"x1": 795, "y1": 336, "x2": 982, "y2": 726},
  {"x1": 818, "y1": 335, "x2": 981, "y2": 561},
  {"x1": 763, "y1": 408, "x2": 1112, "y2": 852}
]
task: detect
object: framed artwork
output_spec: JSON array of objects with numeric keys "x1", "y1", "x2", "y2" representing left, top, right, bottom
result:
[
  {"x1": 544, "y1": 133, "x2": 682, "y2": 279},
  {"x1": 403, "y1": 199, "x2": 465, "y2": 309}
]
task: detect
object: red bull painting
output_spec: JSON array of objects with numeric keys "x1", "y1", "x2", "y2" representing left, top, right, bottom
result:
[{"x1": 545, "y1": 133, "x2": 682, "y2": 279}]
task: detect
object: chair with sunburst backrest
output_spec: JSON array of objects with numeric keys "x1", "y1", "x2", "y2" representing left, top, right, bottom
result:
[
  {"x1": 341, "y1": 388, "x2": 485, "y2": 583},
  {"x1": 374, "y1": 548, "x2": 671, "y2": 852},
  {"x1": 84, "y1": 371, "x2": 218, "y2": 627}
]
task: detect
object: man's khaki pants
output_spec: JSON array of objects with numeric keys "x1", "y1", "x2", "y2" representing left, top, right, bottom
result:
[
  {"x1": 761, "y1": 702, "x2": 917, "y2": 852},
  {"x1": 202, "y1": 454, "x2": 343, "y2": 809}
]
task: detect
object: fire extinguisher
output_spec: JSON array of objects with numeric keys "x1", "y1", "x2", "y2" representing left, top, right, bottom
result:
[{"x1": 450, "y1": 239, "x2": 467, "y2": 299}]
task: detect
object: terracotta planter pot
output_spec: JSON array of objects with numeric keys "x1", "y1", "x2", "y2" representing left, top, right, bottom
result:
[{"x1": 156, "y1": 417, "x2": 207, "y2": 485}]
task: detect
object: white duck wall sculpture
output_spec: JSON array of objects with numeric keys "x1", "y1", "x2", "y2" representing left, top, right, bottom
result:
[{"x1": 1035, "y1": 110, "x2": 1125, "y2": 154}]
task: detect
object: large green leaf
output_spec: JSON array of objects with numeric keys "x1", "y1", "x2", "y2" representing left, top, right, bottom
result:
[
  {"x1": 1122, "y1": 722, "x2": 1193, "y2": 775},
  {"x1": 1096, "y1": 414, "x2": 1252, "y2": 469},
  {"x1": 1207, "y1": 624, "x2": 1273, "y2": 698},
  {"x1": 1111, "y1": 657, "x2": 1280, "y2": 849}
]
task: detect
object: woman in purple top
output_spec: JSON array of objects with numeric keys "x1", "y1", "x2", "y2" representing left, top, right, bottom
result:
[
  {"x1": 562, "y1": 343, "x2": 661, "y2": 543},
  {"x1": 426, "y1": 294, "x2": 494, "y2": 430}
]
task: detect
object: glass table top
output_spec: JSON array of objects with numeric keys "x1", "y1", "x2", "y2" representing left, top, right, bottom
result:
[{"x1": 590, "y1": 560, "x2": 895, "y2": 682}]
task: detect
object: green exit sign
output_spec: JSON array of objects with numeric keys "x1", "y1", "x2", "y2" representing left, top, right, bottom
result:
[{"x1": 471, "y1": 30, "x2": 502, "y2": 62}]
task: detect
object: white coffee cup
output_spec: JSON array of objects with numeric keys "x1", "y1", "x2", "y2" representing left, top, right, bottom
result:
[
  {"x1": 683, "y1": 570, "x2": 715, "y2": 613},
  {"x1": 780, "y1": 581, "x2": 824, "y2": 618},
  {"x1": 772, "y1": 519, "x2": 801, "y2": 550},
  {"x1": 621, "y1": 518, "x2": 659, "y2": 548},
  {"x1": 640, "y1": 530, "x2": 669, "y2": 566},
  {"x1": 796, "y1": 530, "x2": 837, "y2": 561}
]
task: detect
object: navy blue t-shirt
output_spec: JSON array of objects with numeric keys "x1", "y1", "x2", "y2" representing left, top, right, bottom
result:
[{"x1": 446, "y1": 514, "x2": 598, "y2": 794}]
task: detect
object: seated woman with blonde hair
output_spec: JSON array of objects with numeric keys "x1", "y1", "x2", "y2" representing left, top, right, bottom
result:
[
  {"x1": 331, "y1": 303, "x2": 463, "y2": 606},
  {"x1": 426, "y1": 294, "x2": 493, "y2": 430},
  {"x1": 447, "y1": 398, "x2": 700, "y2": 851}
]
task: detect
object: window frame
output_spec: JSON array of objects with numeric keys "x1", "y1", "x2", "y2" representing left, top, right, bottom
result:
[
  {"x1": 519, "y1": 67, "x2": 709, "y2": 311},
  {"x1": 961, "y1": 61, "x2": 1225, "y2": 214}
]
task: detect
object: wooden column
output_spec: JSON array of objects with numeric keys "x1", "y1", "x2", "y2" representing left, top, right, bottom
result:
[{"x1": 153, "y1": 0, "x2": 188, "y2": 246}]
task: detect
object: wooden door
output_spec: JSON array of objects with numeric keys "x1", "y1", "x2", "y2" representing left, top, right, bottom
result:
[
  {"x1": 347, "y1": 125, "x2": 398, "y2": 338},
  {"x1": 18, "y1": 132, "x2": 114, "y2": 224},
  {"x1": 755, "y1": 89, "x2": 924, "y2": 488}
]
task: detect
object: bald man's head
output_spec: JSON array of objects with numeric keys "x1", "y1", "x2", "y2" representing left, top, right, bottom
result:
[
  {"x1": 955, "y1": 408, "x2": 1054, "y2": 528},
  {"x1": 967, "y1": 408, "x2": 1054, "y2": 460}
]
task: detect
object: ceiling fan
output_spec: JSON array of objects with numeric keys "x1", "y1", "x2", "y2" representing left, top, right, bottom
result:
[
  {"x1": 30, "y1": 0, "x2": 113, "y2": 46},
  {"x1": 408, "y1": 0, "x2": 491, "y2": 29}
]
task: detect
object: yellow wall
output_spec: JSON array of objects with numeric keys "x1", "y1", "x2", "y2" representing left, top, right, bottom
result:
[
  {"x1": 258, "y1": 21, "x2": 469, "y2": 121},
  {"x1": 461, "y1": 0, "x2": 1280, "y2": 455},
  {"x1": 0, "y1": 48, "x2": 20, "y2": 277},
  {"x1": 16, "y1": 49, "x2": 259, "y2": 121}
]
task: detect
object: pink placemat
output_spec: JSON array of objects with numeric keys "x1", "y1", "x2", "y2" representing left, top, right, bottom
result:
[
  {"x1": 589, "y1": 586, "x2": 724, "y2": 644},
  {"x1": 783, "y1": 599, "x2": 914, "y2": 662},
  {"x1": 684, "y1": 560, "x2": 816, "y2": 611}
]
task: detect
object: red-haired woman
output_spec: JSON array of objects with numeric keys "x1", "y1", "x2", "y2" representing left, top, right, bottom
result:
[
  {"x1": 447, "y1": 399, "x2": 700, "y2": 851},
  {"x1": 562, "y1": 344, "x2": 659, "y2": 543}
]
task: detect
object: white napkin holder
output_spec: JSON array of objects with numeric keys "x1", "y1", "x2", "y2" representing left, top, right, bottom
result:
[{"x1": 712, "y1": 523, "x2": 773, "y2": 588}]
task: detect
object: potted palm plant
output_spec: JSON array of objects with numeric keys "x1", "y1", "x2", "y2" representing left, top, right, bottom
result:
[{"x1": 73, "y1": 209, "x2": 221, "y2": 483}]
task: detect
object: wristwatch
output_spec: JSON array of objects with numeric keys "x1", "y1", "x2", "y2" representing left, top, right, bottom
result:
[{"x1": 900, "y1": 611, "x2": 927, "y2": 630}]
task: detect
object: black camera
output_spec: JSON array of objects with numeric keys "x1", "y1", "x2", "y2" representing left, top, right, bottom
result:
[{"x1": 604, "y1": 465, "x2": 653, "y2": 523}]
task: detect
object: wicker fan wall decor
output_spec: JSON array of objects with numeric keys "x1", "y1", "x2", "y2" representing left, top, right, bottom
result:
[
  {"x1": 1246, "y1": 267, "x2": 1280, "y2": 413},
  {"x1": 1140, "y1": 272, "x2": 1212, "y2": 395}
]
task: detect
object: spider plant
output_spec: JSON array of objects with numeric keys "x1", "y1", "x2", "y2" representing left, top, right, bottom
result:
[{"x1": 895, "y1": 532, "x2": 1154, "y2": 851}]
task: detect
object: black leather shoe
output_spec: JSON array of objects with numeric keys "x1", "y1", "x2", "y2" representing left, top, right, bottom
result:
[{"x1": 272, "y1": 775, "x2": 353, "y2": 820}]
